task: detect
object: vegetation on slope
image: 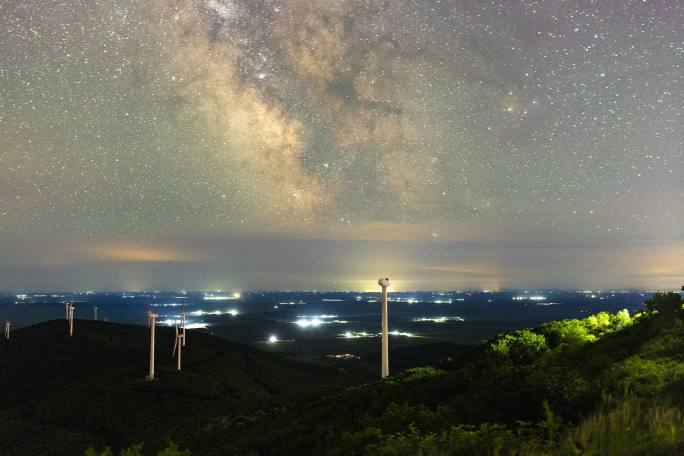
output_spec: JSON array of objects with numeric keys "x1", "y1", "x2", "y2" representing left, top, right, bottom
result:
[
  {"x1": 188, "y1": 292, "x2": 684, "y2": 455},
  {"x1": 3, "y1": 292, "x2": 684, "y2": 455},
  {"x1": 0, "y1": 320, "x2": 356, "y2": 455}
]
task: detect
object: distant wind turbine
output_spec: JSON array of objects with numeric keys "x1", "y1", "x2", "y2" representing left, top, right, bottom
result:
[
  {"x1": 378, "y1": 277, "x2": 390, "y2": 378},
  {"x1": 172, "y1": 324, "x2": 184, "y2": 370},
  {"x1": 4, "y1": 320, "x2": 11, "y2": 340},
  {"x1": 180, "y1": 304, "x2": 187, "y2": 347},
  {"x1": 93, "y1": 306, "x2": 98, "y2": 321},
  {"x1": 67, "y1": 303, "x2": 75, "y2": 337},
  {"x1": 147, "y1": 312, "x2": 158, "y2": 380}
]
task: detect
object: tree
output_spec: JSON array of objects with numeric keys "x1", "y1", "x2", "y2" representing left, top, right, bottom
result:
[
  {"x1": 643, "y1": 292, "x2": 683, "y2": 316},
  {"x1": 490, "y1": 329, "x2": 548, "y2": 362},
  {"x1": 540, "y1": 319, "x2": 596, "y2": 348}
]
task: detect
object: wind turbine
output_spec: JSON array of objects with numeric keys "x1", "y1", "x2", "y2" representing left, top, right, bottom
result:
[
  {"x1": 93, "y1": 306, "x2": 98, "y2": 321},
  {"x1": 147, "y1": 312, "x2": 158, "y2": 380},
  {"x1": 172, "y1": 324, "x2": 184, "y2": 370},
  {"x1": 65, "y1": 302, "x2": 70, "y2": 320},
  {"x1": 378, "y1": 277, "x2": 390, "y2": 378},
  {"x1": 180, "y1": 303, "x2": 186, "y2": 347},
  {"x1": 4, "y1": 320, "x2": 11, "y2": 340},
  {"x1": 67, "y1": 303, "x2": 75, "y2": 337}
]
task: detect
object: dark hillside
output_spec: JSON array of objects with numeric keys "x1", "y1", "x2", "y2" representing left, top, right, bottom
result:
[
  {"x1": 189, "y1": 294, "x2": 684, "y2": 455},
  {"x1": 4, "y1": 293, "x2": 684, "y2": 456},
  {"x1": 0, "y1": 319, "x2": 358, "y2": 455}
]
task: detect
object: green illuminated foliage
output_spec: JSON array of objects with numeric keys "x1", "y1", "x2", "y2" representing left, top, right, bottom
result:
[
  {"x1": 489, "y1": 329, "x2": 548, "y2": 362},
  {"x1": 540, "y1": 319, "x2": 596, "y2": 348}
]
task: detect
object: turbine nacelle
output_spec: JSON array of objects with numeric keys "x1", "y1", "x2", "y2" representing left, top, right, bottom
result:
[{"x1": 378, "y1": 277, "x2": 390, "y2": 288}]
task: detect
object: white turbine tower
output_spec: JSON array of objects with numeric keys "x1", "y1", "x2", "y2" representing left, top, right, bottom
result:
[
  {"x1": 378, "y1": 277, "x2": 390, "y2": 378},
  {"x1": 180, "y1": 304, "x2": 187, "y2": 347},
  {"x1": 67, "y1": 303, "x2": 75, "y2": 337},
  {"x1": 65, "y1": 302, "x2": 70, "y2": 320},
  {"x1": 93, "y1": 306, "x2": 98, "y2": 321},
  {"x1": 147, "y1": 312, "x2": 158, "y2": 380},
  {"x1": 172, "y1": 324, "x2": 184, "y2": 370},
  {"x1": 4, "y1": 320, "x2": 11, "y2": 340}
]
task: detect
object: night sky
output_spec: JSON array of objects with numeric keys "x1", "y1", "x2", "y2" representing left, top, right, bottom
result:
[{"x1": 0, "y1": 0, "x2": 682, "y2": 291}]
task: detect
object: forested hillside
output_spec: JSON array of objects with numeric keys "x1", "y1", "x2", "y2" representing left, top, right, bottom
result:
[
  {"x1": 186, "y1": 292, "x2": 684, "y2": 455},
  {"x1": 4, "y1": 292, "x2": 684, "y2": 455}
]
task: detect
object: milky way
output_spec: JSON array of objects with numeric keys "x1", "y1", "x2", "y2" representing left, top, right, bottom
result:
[{"x1": 0, "y1": 1, "x2": 682, "y2": 290}]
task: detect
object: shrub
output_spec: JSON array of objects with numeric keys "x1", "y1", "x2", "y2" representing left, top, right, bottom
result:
[
  {"x1": 541, "y1": 319, "x2": 596, "y2": 348},
  {"x1": 403, "y1": 366, "x2": 446, "y2": 382},
  {"x1": 613, "y1": 309, "x2": 632, "y2": 330},
  {"x1": 489, "y1": 329, "x2": 548, "y2": 363}
]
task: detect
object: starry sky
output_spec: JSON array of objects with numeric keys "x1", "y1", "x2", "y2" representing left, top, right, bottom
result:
[{"x1": 0, "y1": 0, "x2": 682, "y2": 291}]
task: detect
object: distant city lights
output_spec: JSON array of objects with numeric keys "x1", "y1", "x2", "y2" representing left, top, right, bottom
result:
[
  {"x1": 513, "y1": 295, "x2": 547, "y2": 301},
  {"x1": 186, "y1": 322, "x2": 208, "y2": 329},
  {"x1": 324, "y1": 353, "x2": 360, "y2": 360},
  {"x1": 294, "y1": 315, "x2": 347, "y2": 328},
  {"x1": 295, "y1": 317, "x2": 323, "y2": 328},
  {"x1": 202, "y1": 292, "x2": 241, "y2": 301},
  {"x1": 190, "y1": 308, "x2": 238, "y2": 317},
  {"x1": 413, "y1": 316, "x2": 465, "y2": 323},
  {"x1": 341, "y1": 330, "x2": 415, "y2": 338},
  {"x1": 159, "y1": 318, "x2": 208, "y2": 329},
  {"x1": 389, "y1": 330, "x2": 415, "y2": 337},
  {"x1": 343, "y1": 331, "x2": 370, "y2": 338}
]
